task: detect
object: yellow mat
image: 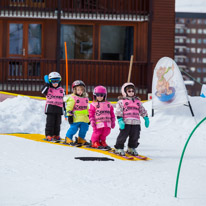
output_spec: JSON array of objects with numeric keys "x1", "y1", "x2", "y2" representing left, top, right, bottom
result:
[{"x1": 0, "y1": 133, "x2": 151, "y2": 161}]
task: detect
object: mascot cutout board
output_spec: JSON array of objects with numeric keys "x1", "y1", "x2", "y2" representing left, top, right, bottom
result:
[{"x1": 152, "y1": 57, "x2": 189, "y2": 111}]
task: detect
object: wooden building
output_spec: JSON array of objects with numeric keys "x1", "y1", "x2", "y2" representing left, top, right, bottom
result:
[{"x1": 0, "y1": 0, "x2": 175, "y2": 99}]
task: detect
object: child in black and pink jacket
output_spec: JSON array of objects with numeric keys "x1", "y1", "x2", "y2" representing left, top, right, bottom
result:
[
  {"x1": 41, "y1": 72, "x2": 65, "y2": 141},
  {"x1": 114, "y1": 82, "x2": 149, "y2": 156}
]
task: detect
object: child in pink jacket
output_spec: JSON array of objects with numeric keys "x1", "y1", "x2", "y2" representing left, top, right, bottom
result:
[{"x1": 89, "y1": 86, "x2": 115, "y2": 149}]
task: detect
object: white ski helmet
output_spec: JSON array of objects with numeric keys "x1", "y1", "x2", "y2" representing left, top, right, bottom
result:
[
  {"x1": 48, "y1": 72, "x2": 61, "y2": 81},
  {"x1": 121, "y1": 82, "x2": 135, "y2": 97}
]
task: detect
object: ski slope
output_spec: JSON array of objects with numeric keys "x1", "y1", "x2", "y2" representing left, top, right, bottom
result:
[{"x1": 0, "y1": 96, "x2": 206, "y2": 206}]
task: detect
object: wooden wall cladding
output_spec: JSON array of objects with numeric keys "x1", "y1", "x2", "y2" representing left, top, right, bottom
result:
[{"x1": 151, "y1": 0, "x2": 175, "y2": 66}]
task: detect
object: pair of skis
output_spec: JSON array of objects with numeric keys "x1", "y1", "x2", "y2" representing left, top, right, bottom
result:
[{"x1": 109, "y1": 150, "x2": 148, "y2": 161}]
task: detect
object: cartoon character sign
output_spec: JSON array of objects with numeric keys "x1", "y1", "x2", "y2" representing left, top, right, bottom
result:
[
  {"x1": 152, "y1": 57, "x2": 189, "y2": 110},
  {"x1": 155, "y1": 64, "x2": 175, "y2": 102}
]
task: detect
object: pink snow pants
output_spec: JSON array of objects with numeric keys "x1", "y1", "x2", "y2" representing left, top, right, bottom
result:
[{"x1": 91, "y1": 127, "x2": 111, "y2": 143}]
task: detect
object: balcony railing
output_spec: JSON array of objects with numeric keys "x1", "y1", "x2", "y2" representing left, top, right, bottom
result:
[
  {"x1": 0, "y1": 0, "x2": 149, "y2": 21},
  {"x1": 0, "y1": 58, "x2": 150, "y2": 99}
]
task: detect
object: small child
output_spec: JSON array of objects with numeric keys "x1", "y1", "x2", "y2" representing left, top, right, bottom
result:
[
  {"x1": 114, "y1": 82, "x2": 149, "y2": 156},
  {"x1": 89, "y1": 86, "x2": 115, "y2": 149},
  {"x1": 41, "y1": 72, "x2": 65, "y2": 141},
  {"x1": 65, "y1": 80, "x2": 90, "y2": 145}
]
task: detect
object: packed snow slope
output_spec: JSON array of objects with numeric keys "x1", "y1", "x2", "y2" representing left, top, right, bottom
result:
[{"x1": 0, "y1": 96, "x2": 206, "y2": 206}]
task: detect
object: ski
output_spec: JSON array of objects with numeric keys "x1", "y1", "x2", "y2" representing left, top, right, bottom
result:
[
  {"x1": 43, "y1": 138, "x2": 63, "y2": 143},
  {"x1": 128, "y1": 154, "x2": 148, "y2": 160},
  {"x1": 83, "y1": 145, "x2": 112, "y2": 151},
  {"x1": 108, "y1": 151, "x2": 134, "y2": 160}
]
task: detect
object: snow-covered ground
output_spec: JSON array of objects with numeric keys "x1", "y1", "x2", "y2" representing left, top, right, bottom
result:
[{"x1": 0, "y1": 95, "x2": 206, "y2": 206}]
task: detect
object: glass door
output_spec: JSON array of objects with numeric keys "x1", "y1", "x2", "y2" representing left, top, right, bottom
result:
[{"x1": 8, "y1": 22, "x2": 42, "y2": 79}]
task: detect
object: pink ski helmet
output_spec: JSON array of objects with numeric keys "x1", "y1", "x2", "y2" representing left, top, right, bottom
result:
[
  {"x1": 121, "y1": 82, "x2": 135, "y2": 97},
  {"x1": 93, "y1": 85, "x2": 107, "y2": 100}
]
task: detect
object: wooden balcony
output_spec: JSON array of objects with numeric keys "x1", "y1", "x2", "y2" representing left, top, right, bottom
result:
[
  {"x1": 0, "y1": 58, "x2": 151, "y2": 99},
  {"x1": 0, "y1": 0, "x2": 150, "y2": 21}
]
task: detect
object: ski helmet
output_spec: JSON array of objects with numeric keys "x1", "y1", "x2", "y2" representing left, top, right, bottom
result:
[
  {"x1": 48, "y1": 72, "x2": 61, "y2": 84},
  {"x1": 93, "y1": 85, "x2": 107, "y2": 100},
  {"x1": 121, "y1": 82, "x2": 135, "y2": 97},
  {"x1": 72, "y1": 80, "x2": 86, "y2": 90},
  {"x1": 48, "y1": 72, "x2": 61, "y2": 80}
]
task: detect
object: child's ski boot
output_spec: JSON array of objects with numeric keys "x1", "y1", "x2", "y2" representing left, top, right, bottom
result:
[
  {"x1": 114, "y1": 148, "x2": 125, "y2": 156},
  {"x1": 100, "y1": 140, "x2": 111, "y2": 150},
  {"x1": 46, "y1": 136, "x2": 53, "y2": 141},
  {"x1": 77, "y1": 137, "x2": 90, "y2": 146},
  {"x1": 126, "y1": 147, "x2": 138, "y2": 156},
  {"x1": 53, "y1": 135, "x2": 61, "y2": 141},
  {"x1": 92, "y1": 141, "x2": 104, "y2": 149},
  {"x1": 65, "y1": 137, "x2": 76, "y2": 146}
]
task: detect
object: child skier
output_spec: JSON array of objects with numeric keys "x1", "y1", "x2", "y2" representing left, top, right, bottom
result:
[
  {"x1": 89, "y1": 86, "x2": 115, "y2": 149},
  {"x1": 114, "y1": 82, "x2": 149, "y2": 156},
  {"x1": 41, "y1": 71, "x2": 65, "y2": 141},
  {"x1": 65, "y1": 80, "x2": 90, "y2": 145}
]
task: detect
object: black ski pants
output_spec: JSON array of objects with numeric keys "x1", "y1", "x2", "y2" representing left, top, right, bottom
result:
[
  {"x1": 115, "y1": 124, "x2": 140, "y2": 149},
  {"x1": 45, "y1": 113, "x2": 62, "y2": 136}
]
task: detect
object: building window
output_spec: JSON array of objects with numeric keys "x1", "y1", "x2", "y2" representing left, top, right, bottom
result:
[
  {"x1": 203, "y1": 68, "x2": 206, "y2": 73},
  {"x1": 191, "y1": 58, "x2": 196, "y2": 63},
  {"x1": 61, "y1": 25, "x2": 93, "y2": 59},
  {"x1": 197, "y1": 19, "x2": 202, "y2": 24},
  {"x1": 203, "y1": 39, "x2": 206, "y2": 44},
  {"x1": 196, "y1": 77, "x2": 201, "y2": 83},
  {"x1": 28, "y1": 24, "x2": 42, "y2": 55},
  {"x1": 191, "y1": 48, "x2": 196, "y2": 53},
  {"x1": 191, "y1": 38, "x2": 196, "y2": 44},
  {"x1": 100, "y1": 26, "x2": 134, "y2": 61},
  {"x1": 203, "y1": 77, "x2": 206, "y2": 83},
  {"x1": 203, "y1": 58, "x2": 206, "y2": 63},
  {"x1": 191, "y1": 29, "x2": 196, "y2": 34},
  {"x1": 186, "y1": 29, "x2": 190, "y2": 34},
  {"x1": 197, "y1": 58, "x2": 201, "y2": 63},
  {"x1": 197, "y1": 68, "x2": 202, "y2": 73},
  {"x1": 203, "y1": 29, "x2": 206, "y2": 34},
  {"x1": 198, "y1": 29, "x2": 202, "y2": 34},
  {"x1": 197, "y1": 48, "x2": 201, "y2": 53},
  {"x1": 197, "y1": 39, "x2": 202, "y2": 44},
  {"x1": 190, "y1": 67, "x2": 196, "y2": 72},
  {"x1": 179, "y1": 18, "x2": 185, "y2": 23},
  {"x1": 9, "y1": 24, "x2": 23, "y2": 55},
  {"x1": 191, "y1": 19, "x2": 196, "y2": 24},
  {"x1": 203, "y1": 49, "x2": 206, "y2": 54}
]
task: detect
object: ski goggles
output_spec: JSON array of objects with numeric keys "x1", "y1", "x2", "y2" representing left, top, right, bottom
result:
[
  {"x1": 127, "y1": 90, "x2": 134, "y2": 93},
  {"x1": 95, "y1": 93, "x2": 105, "y2": 97},
  {"x1": 49, "y1": 78, "x2": 61, "y2": 83}
]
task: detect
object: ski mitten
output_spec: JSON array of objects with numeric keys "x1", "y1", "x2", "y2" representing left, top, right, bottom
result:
[
  {"x1": 144, "y1": 116, "x2": 149, "y2": 128},
  {"x1": 44, "y1": 75, "x2": 49, "y2": 84},
  {"x1": 118, "y1": 118, "x2": 125, "y2": 130},
  {"x1": 68, "y1": 116, "x2": 73, "y2": 124},
  {"x1": 91, "y1": 120, "x2": 96, "y2": 129}
]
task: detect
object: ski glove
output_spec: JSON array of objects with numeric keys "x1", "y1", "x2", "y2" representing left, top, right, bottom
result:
[
  {"x1": 111, "y1": 121, "x2": 115, "y2": 129},
  {"x1": 91, "y1": 121, "x2": 96, "y2": 129},
  {"x1": 144, "y1": 116, "x2": 149, "y2": 128},
  {"x1": 44, "y1": 75, "x2": 49, "y2": 84},
  {"x1": 68, "y1": 116, "x2": 73, "y2": 124},
  {"x1": 118, "y1": 118, "x2": 125, "y2": 130}
]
